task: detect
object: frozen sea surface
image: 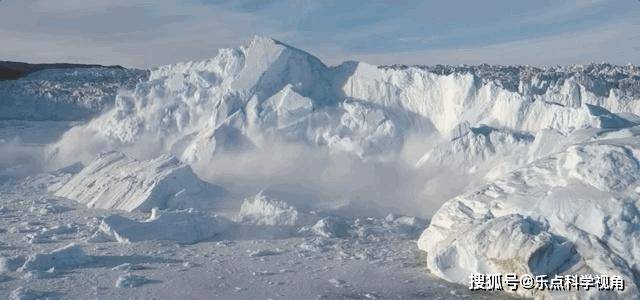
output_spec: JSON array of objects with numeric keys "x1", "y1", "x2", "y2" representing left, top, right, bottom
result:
[{"x1": 0, "y1": 180, "x2": 515, "y2": 300}]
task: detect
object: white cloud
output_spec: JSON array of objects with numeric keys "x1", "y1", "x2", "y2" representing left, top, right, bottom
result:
[
  {"x1": 350, "y1": 17, "x2": 640, "y2": 66},
  {"x1": 0, "y1": 0, "x2": 285, "y2": 67},
  {"x1": 0, "y1": 0, "x2": 638, "y2": 67}
]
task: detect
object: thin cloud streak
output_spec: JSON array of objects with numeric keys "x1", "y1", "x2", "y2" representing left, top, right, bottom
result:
[
  {"x1": 0, "y1": 0, "x2": 638, "y2": 67},
  {"x1": 349, "y1": 16, "x2": 640, "y2": 66}
]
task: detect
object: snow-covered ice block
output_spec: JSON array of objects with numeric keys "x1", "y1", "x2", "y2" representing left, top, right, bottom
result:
[
  {"x1": 425, "y1": 214, "x2": 573, "y2": 284},
  {"x1": 98, "y1": 209, "x2": 231, "y2": 244},
  {"x1": 248, "y1": 248, "x2": 285, "y2": 257},
  {"x1": 25, "y1": 223, "x2": 77, "y2": 244},
  {"x1": 297, "y1": 238, "x2": 334, "y2": 253},
  {"x1": 310, "y1": 216, "x2": 350, "y2": 238},
  {"x1": 237, "y1": 191, "x2": 300, "y2": 226},
  {"x1": 353, "y1": 214, "x2": 427, "y2": 238},
  {"x1": 9, "y1": 287, "x2": 58, "y2": 300},
  {"x1": 237, "y1": 191, "x2": 316, "y2": 226},
  {"x1": 22, "y1": 268, "x2": 58, "y2": 280},
  {"x1": 19, "y1": 243, "x2": 92, "y2": 271},
  {"x1": 111, "y1": 263, "x2": 146, "y2": 271},
  {"x1": 55, "y1": 151, "x2": 226, "y2": 212},
  {"x1": 418, "y1": 139, "x2": 640, "y2": 299},
  {"x1": 115, "y1": 274, "x2": 153, "y2": 288}
]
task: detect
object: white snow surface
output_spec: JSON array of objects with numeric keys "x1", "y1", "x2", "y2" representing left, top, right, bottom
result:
[{"x1": 0, "y1": 177, "x2": 484, "y2": 300}]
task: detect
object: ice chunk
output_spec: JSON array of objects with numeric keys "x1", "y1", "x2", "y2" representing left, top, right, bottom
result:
[
  {"x1": 98, "y1": 209, "x2": 231, "y2": 244},
  {"x1": 115, "y1": 274, "x2": 153, "y2": 288},
  {"x1": 248, "y1": 248, "x2": 285, "y2": 257},
  {"x1": 310, "y1": 216, "x2": 350, "y2": 238},
  {"x1": 22, "y1": 268, "x2": 58, "y2": 280},
  {"x1": 26, "y1": 223, "x2": 77, "y2": 244},
  {"x1": 55, "y1": 151, "x2": 226, "y2": 212},
  {"x1": 111, "y1": 263, "x2": 146, "y2": 271},
  {"x1": 237, "y1": 191, "x2": 310, "y2": 226},
  {"x1": 19, "y1": 243, "x2": 92, "y2": 271},
  {"x1": 9, "y1": 287, "x2": 58, "y2": 300}
]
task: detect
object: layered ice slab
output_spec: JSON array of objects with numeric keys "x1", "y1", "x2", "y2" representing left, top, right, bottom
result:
[
  {"x1": 418, "y1": 134, "x2": 640, "y2": 299},
  {"x1": 54, "y1": 151, "x2": 225, "y2": 212}
]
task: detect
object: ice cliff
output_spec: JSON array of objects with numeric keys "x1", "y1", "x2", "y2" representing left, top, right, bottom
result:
[{"x1": 50, "y1": 37, "x2": 640, "y2": 164}]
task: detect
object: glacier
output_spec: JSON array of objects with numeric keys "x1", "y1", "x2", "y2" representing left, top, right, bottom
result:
[
  {"x1": 0, "y1": 65, "x2": 146, "y2": 121},
  {"x1": 49, "y1": 36, "x2": 640, "y2": 167},
  {"x1": 2, "y1": 36, "x2": 640, "y2": 299}
]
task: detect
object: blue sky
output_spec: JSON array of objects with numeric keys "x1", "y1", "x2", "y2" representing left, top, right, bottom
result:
[{"x1": 1, "y1": 0, "x2": 639, "y2": 67}]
